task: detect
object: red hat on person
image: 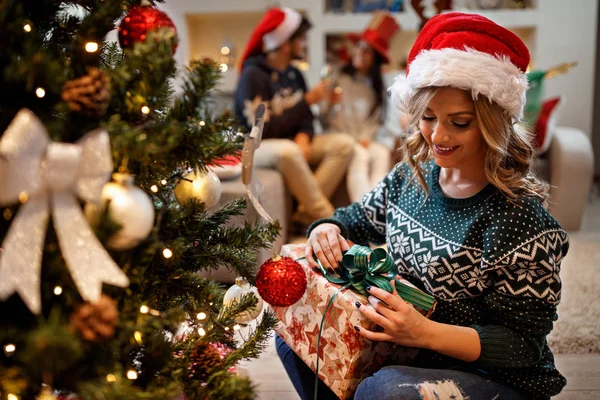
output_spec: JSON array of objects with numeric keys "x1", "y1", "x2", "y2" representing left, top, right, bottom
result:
[
  {"x1": 347, "y1": 11, "x2": 400, "y2": 64},
  {"x1": 390, "y1": 12, "x2": 530, "y2": 120},
  {"x1": 239, "y1": 7, "x2": 306, "y2": 71}
]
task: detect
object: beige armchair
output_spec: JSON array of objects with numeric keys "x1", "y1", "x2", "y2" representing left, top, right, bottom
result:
[{"x1": 542, "y1": 126, "x2": 594, "y2": 231}]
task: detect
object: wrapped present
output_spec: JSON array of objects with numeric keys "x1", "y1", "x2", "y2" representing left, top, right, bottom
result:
[{"x1": 274, "y1": 244, "x2": 436, "y2": 399}]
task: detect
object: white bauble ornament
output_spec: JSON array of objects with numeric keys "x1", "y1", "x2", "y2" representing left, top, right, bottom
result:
[
  {"x1": 85, "y1": 173, "x2": 155, "y2": 250},
  {"x1": 174, "y1": 169, "x2": 222, "y2": 209},
  {"x1": 223, "y1": 276, "x2": 263, "y2": 323}
]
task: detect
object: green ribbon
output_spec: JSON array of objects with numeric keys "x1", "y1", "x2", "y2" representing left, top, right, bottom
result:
[{"x1": 298, "y1": 244, "x2": 435, "y2": 399}]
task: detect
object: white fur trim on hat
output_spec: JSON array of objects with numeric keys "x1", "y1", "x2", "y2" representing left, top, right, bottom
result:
[
  {"x1": 390, "y1": 47, "x2": 529, "y2": 120},
  {"x1": 263, "y1": 8, "x2": 302, "y2": 52}
]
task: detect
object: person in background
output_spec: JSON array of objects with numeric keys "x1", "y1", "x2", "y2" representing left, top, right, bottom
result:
[
  {"x1": 234, "y1": 7, "x2": 354, "y2": 225},
  {"x1": 322, "y1": 12, "x2": 400, "y2": 202},
  {"x1": 279, "y1": 12, "x2": 568, "y2": 400}
]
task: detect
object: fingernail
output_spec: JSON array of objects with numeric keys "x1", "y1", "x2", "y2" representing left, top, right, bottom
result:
[
  {"x1": 353, "y1": 325, "x2": 360, "y2": 332},
  {"x1": 366, "y1": 285, "x2": 372, "y2": 292},
  {"x1": 354, "y1": 301, "x2": 361, "y2": 308}
]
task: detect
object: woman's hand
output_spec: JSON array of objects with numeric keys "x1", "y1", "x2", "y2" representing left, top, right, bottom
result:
[
  {"x1": 354, "y1": 282, "x2": 435, "y2": 349},
  {"x1": 306, "y1": 223, "x2": 350, "y2": 273}
]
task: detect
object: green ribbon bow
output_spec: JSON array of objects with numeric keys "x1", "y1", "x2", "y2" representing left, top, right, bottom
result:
[{"x1": 316, "y1": 244, "x2": 435, "y2": 311}]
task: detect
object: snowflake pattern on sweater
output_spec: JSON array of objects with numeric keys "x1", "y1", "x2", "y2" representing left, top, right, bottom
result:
[{"x1": 318, "y1": 162, "x2": 569, "y2": 399}]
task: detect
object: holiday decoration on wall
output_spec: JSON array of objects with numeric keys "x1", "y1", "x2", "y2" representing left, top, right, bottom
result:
[
  {"x1": 85, "y1": 173, "x2": 155, "y2": 251},
  {"x1": 411, "y1": 0, "x2": 452, "y2": 29},
  {"x1": 174, "y1": 168, "x2": 222, "y2": 209},
  {"x1": 256, "y1": 255, "x2": 307, "y2": 307},
  {"x1": 0, "y1": 109, "x2": 129, "y2": 314},
  {"x1": 223, "y1": 276, "x2": 264, "y2": 323},
  {"x1": 117, "y1": 2, "x2": 178, "y2": 53},
  {"x1": 69, "y1": 294, "x2": 119, "y2": 342},
  {"x1": 61, "y1": 66, "x2": 111, "y2": 117},
  {"x1": 525, "y1": 61, "x2": 577, "y2": 155}
]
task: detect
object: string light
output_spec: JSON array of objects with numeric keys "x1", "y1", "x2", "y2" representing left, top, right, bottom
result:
[
  {"x1": 196, "y1": 312, "x2": 207, "y2": 321},
  {"x1": 7, "y1": 394, "x2": 19, "y2": 400},
  {"x1": 18, "y1": 192, "x2": 28, "y2": 203},
  {"x1": 4, "y1": 344, "x2": 16, "y2": 355},
  {"x1": 150, "y1": 185, "x2": 158, "y2": 193},
  {"x1": 162, "y1": 248, "x2": 173, "y2": 259},
  {"x1": 134, "y1": 331, "x2": 143, "y2": 344},
  {"x1": 209, "y1": 302, "x2": 214, "y2": 306},
  {"x1": 23, "y1": 23, "x2": 32, "y2": 32},
  {"x1": 224, "y1": 327, "x2": 230, "y2": 331},
  {"x1": 220, "y1": 46, "x2": 230, "y2": 55},
  {"x1": 140, "y1": 305, "x2": 149, "y2": 314},
  {"x1": 126, "y1": 370, "x2": 138, "y2": 380},
  {"x1": 141, "y1": 106, "x2": 150, "y2": 114},
  {"x1": 53, "y1": 286, "x2": 63, "y2": 295},
  {"x1": 160, "y1": 179, "x2": 168, "y2": 185},
  {"x1": 233, "y1": 324, "x2": 241, "y2": 331},
  {"x1": 106, "y1": 374, "x2": 116, "y2": 382},
  {"x1": 198, "y1": 327, "x2": 206, "y2": 337},
  {"x1": 85, "y1": 41, "x2": 99, "y2": 53},
  {"x1": 35, "y1": 88, "x2": 45, "y2": 98},
  {"x1": 219, "y1": 63, "x2": 228, "y2": 72},
  {"x1": 199, "y1": 120, "x2": 206, "y2": 127}
]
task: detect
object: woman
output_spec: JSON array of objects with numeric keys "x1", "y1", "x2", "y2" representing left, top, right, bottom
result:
[
  {"x1": 322, "y1": 12, "x2": 399, "y2": 202},
  {"x1": 278, "y1": 12, "x2": 568, "y2": 400}
]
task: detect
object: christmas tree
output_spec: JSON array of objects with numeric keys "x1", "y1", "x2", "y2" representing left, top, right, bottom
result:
[{"x1": 0, "y1": 1, "x2": 280, "y2": 398}]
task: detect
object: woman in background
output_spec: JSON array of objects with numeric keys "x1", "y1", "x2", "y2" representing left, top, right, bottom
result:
[{"x1": 322, "y1": 12, "x2": 400, "y2": 202}]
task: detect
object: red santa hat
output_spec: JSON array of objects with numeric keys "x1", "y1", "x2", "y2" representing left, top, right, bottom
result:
[
  {"x1": 390, "y1": 12, "x2": 530, "y2": 120},
  {"x1": 239, "y1": 7, "x2": 304, "y2": 70}
]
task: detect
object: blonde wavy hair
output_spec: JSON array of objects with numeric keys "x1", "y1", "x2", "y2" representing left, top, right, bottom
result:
[{"x1": 402, "y1": 87, "x2": 549, "y2": 204}]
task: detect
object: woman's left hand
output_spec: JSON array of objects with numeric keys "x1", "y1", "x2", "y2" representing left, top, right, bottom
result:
[{"x1": 354, "y1": 282, "x2": 434, "y2": 349}]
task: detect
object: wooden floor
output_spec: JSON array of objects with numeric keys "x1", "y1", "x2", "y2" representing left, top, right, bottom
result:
[{"x1": 240, "y1": 336, "x2": 600, "y2": 399}]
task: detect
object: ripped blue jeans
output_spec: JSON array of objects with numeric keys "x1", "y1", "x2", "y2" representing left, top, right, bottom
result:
[{"x1": 276, "y1": 335, "x2": 527, "y2": 400}]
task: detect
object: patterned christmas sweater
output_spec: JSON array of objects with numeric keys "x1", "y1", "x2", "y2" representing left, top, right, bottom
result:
[{"x1": 310, "y1": 162, "x2": 569, "y2": 399}]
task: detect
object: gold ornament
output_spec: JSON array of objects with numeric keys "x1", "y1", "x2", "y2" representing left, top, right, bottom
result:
[
  {"x1": 69, "y1": 294, "x2": 118, "y2": 342},
  {"x1": 223, "y1": 276, "x2": 263, "y2": 323},
  {"x1": 85, "y1": 173, "x2": 155, "y2": 251},
  {"x1": 61, "y1": 67, "x2": 111, "y2": 117},
  {"x1": 174, "y1": 169, "x2": 222, "y2": 209}
]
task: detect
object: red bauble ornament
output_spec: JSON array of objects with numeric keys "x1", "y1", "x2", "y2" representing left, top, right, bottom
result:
[
  {"x1": 117, "y1": 5, "x2": 178, "y2": 53},
  {"x1": 256, "y1": 255, "x2": 307, "y2": 307}
]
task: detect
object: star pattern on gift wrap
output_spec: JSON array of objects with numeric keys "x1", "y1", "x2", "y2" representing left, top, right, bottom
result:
[
  {"x1": 307, "y1": 286, "x2": 321, "y2": 306},
  {"x1": 340, "y1": 320, "x2": 367, "y2": 354},
  {"x1": 323, "y1": 352, "x2": 344, "y2": 383},
  {"x1": 305, "y1": 323, "x2": 328, "y2": 359},
  {"x1": 287, "y1": 315, "x2": 305, "y2": 348},
  {"x1": 324, "y1": 301, "x2": 346, "y2": 331}
]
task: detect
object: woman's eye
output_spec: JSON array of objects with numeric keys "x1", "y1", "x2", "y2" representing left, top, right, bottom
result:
[
  {"x1": 421, "y1": 115, "x2": 436, "y2": 121},
  {"x1": 452, "y1": 121, "x2": 471, "y2": 128}
]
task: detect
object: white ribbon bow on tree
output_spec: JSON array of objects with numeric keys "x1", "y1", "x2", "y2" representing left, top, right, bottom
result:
[{"x1": 0, "y1": 109, "x2": 129, "y2": 314}]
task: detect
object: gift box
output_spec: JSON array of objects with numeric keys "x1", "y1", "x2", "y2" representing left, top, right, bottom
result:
[{"x1": 274, "y1": 244, "x2": 436, "y2": 399}]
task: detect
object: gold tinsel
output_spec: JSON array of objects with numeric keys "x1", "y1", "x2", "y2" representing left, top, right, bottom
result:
[
  {"x1": 69, "y1": 294, "x2": 118, "y2": 342},
  {"x1": 61, "y1": 67, "x2": 110, "y2": 117}
]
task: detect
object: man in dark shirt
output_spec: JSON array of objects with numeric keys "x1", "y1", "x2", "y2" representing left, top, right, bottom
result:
[{"x1": 235, "y1": 7, "x2": 353, "y2": 224}]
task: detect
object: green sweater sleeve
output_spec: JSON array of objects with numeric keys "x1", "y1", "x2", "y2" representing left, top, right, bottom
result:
[{"x1": 471, "y1": 232, "x2": 568, "y2": 369}]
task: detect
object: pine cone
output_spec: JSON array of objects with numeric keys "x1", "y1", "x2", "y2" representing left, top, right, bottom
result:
[
  {"x1": 61, "y1": 67, "x2": 110, "y2": 117},
  {"x1": 69, "y1": 294, "x2": 118, "y2": 342},
  {"x1": 188, "y1": 342, "x2": 223, "y2": 381}
]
